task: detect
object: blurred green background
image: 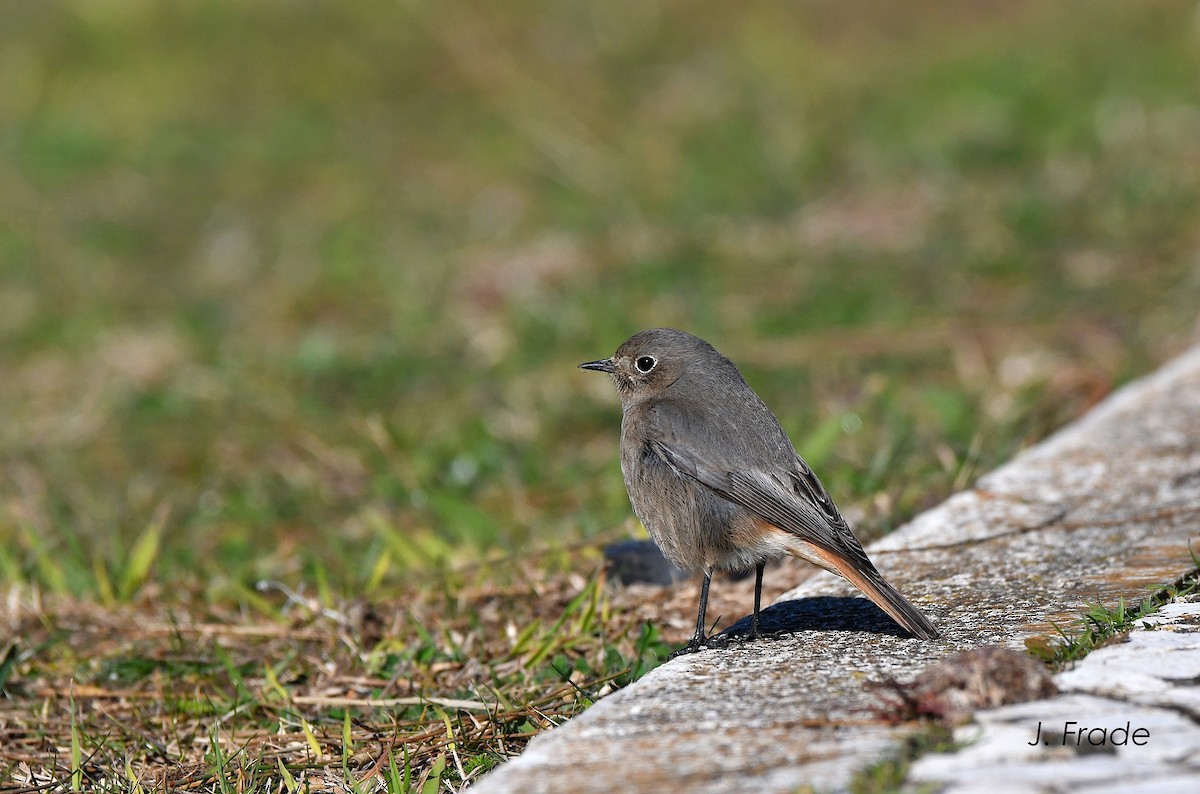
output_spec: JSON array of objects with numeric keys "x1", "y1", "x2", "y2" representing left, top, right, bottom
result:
[{"x1": 2, "y1": 0, "x2": 1199, "y2": 601}]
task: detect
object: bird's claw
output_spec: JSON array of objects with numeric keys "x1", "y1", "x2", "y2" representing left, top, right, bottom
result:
[{"x1": 668, "y1": 633, "x2": 733, "y2": 659}]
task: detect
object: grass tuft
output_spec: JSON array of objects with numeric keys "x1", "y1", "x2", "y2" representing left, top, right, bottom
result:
[
  {"x1": 1026, "y1": 564, "x2": 1200, "y2": 670},
  {"x1": 849, "y1": 724, "x2": 958, "y2": 794}
]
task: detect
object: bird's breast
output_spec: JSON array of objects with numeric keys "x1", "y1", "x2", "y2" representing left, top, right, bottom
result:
[{"x1": 619, "y1": 438, "x2": 769, "y2": 573}]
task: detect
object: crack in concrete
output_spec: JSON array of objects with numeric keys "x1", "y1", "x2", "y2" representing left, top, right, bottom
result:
[
  {"x1": 878, "y1": 506, "x2": 1072, "y2": 554},
  {"x1": 875, "y1": 499, "x2": 1200, "y2": 557},
  {"x1": 1061, "y1": 681, "x2": 1200, "y2": 729},
  {"x1": 1147, "y1": 705, "x2": 1200, "y2": 729},
  {"x1": 1172, "y1": 468, "x2": 1200, "y2": 487},
  {"x1": 1163, "y1": 675, "x2": 1200, "y2": 686},
  {"x1": 1057, "y1": 502, "x2": 1200, "y2": 529}
]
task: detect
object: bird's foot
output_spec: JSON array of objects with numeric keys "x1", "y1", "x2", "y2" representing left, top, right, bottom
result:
[
  {"x1": 667, "y1": 639, "x2": 706, "y2": 659},
  {"x1": 718, "y1": 626, "x2": 790, "y2": 646},
  {"x1": 668, "y1": 633, "x2": 732, "y2": 659}
]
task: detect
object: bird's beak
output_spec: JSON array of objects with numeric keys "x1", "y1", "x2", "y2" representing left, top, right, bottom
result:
[{"x1": 579, "y1": 358, "x2": 616, "y2": 373}]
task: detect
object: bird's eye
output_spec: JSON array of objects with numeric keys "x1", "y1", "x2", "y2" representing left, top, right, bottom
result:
[{"x1": 635, "y1": 355, "x2": 657, "y2": 373}]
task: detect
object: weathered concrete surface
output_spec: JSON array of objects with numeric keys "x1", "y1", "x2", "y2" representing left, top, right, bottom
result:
[
  {"x1": 908, "y1": 599, "x2": 1200, "y2": 792},
  {"x1": 475, "y1": 343, "x2": 1200, "y2": 794}
]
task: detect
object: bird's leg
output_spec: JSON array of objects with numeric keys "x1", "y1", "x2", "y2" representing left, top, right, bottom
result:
[
  {"x1": 669, "y1": 570, "x2": 713, "y2": 659},
  {"x1": 749, "y1": 561, "x2": 765, "y2": 641}
]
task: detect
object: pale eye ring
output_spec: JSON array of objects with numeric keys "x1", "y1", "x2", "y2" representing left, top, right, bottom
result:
[{"x1": 635, "y1": 355, "x2": 657, "y2": 373}]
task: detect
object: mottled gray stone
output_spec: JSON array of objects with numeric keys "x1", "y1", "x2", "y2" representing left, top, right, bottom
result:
[{"x1": 475, "y1": 343, "x2": 1200, "y2": 794}]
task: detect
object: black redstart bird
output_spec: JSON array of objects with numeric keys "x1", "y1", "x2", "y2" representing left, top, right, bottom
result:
[{"x1": 580, "y1": 328, "x2": 938, "y2": 654}]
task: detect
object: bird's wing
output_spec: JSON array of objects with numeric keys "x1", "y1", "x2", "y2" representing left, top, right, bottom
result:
[
  {"x1": 643, "y1": 401, "x2": 939, "y2": 639},
  {"x1": 645, "y1": 407, "x2": 872, "y2": 570}
]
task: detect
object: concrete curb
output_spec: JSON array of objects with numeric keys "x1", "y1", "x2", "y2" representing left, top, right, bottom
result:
[{"x1": 475, "y1": 343, "x2": 1200, "y2": 793}]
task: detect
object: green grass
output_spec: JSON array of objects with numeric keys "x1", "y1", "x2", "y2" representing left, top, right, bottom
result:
[
  {"x1": 1026, "y1": 564, "x2": 1200, "y2": 669},
  {"x1": 4, "y1": 559, "x2": 671, "y2": 789},
  {"x1": 3, "y1": 0, "x2": 1200, "y2": 788},
  {"x1": 849, "y1": 724, "x2": 958, "y2": 794}
]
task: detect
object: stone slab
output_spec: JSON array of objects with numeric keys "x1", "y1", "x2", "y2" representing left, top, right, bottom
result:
[
  {"x1": 475, "y1": 343, "x2": 1200, "y2": 793},
  {"x1": 908, "y1": 599, "x2": 1200, "y2": 792}
]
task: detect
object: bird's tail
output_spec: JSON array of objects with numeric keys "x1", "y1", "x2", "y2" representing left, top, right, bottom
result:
[
  {"x1": 835, "y1": 562, "x2": 940, "y2": 639},
  {"x1": 789, "y1": 542, "x2": 940, "y2": 639}
]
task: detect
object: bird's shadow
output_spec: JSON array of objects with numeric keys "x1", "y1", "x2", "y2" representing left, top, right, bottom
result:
[{"x1": 718, "y1": 596, "x2": 911, "y2": 640}]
